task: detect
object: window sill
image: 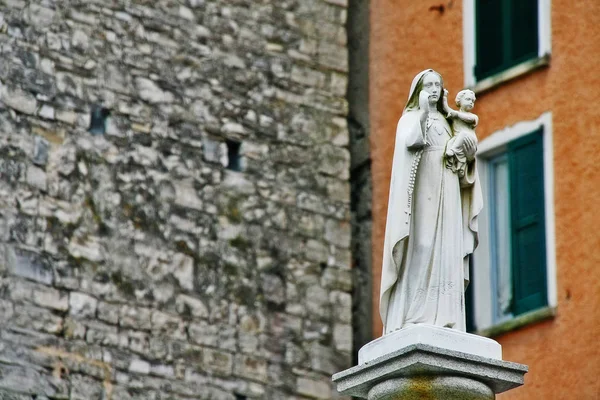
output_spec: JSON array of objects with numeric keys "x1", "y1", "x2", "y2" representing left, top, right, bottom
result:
[
  {"x1": 476, "y1": 306, "x2": 557, "y2": 338},
  {"x1": 470, "y1": 54, "x2": 551, "y2": 95}
]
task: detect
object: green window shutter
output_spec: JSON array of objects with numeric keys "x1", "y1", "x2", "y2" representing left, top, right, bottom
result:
[
  {"x1": 508, "y1": 128, "x2": 547, "y2": 316},
  {"x1": 509, "y1": 0, "x2": 539, "y2": 63},
  {"x1": 475, "y1": 0, "x2": 505, "y2": 80},
  {"x1": 475, "y1": 0, "x2": 539, "y2": 80}
]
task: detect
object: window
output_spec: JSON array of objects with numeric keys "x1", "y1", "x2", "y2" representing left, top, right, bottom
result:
[
  {"x1": 489, "y1": 129, "x2": 547, "y2": 321},
  {"x1": 226, "y1": 140, "x2": 242, "y2": 171},
  {"x1": 475, "y1": 0, "x2": 538, "y2": 80},
  {"x1": 471, "y1": 113, "x2": 556, "y2": 334},
  {"x1": 463, "y1": 0, "x2": 551, "y2": 90}
]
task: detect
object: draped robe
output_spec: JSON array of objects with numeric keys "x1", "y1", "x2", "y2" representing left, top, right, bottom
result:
[{"x1": 379, "y1": 81, "x2": 483, "y2": 334}]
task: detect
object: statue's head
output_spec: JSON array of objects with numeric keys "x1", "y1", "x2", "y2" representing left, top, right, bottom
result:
[
  {"x1": 455, "y1": 89, "x2": 476, "y2": 112},
  {"x1": 404, "y1": 69, "x2": 445, "y2": 114}
]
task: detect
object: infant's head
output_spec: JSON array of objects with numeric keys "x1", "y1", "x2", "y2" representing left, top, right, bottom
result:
[{"x1": 455, "y1": 89, "x2": 476, "y2": 112}]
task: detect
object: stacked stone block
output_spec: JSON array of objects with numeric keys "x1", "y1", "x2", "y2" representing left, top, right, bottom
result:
[{"x1": 0, "y1": 0, "x2": 351, "y2": 398}]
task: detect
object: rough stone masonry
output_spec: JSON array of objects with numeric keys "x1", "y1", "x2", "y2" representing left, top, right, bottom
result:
[{"x1": 0, "y1": 0, "x2": 352, "y2": 399}]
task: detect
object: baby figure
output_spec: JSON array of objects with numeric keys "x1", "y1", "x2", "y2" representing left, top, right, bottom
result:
[{"x1": 443, "y1": 89, "x2": 478, "y2": 177}]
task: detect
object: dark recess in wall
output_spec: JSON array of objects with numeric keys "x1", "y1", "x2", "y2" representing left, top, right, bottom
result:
[{"x1": 347, "y1": 0, "x2": 373, "y2": 362}]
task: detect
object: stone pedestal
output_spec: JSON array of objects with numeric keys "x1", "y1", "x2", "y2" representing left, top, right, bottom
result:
[{"x1": 332, "y1": 325, "x2": 528, "y2": 399}]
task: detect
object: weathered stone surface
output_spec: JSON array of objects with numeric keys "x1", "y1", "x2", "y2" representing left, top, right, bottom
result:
[
  {"x1": 129, "y1": 359, "x2": 151, "y2": 375},
  {"x1": 32, "y1": 136, "x2": 50, "y2": 166},
  {"x1": 171, "y1": 252, "x2": 194, "y2": 291},
  {"x1": 120, "y1": 305, "x2": 152, "y2": 330},
  {"x1": 325, "y1": 218, "x2": 352, "y2": 248},
  {"x1": 4, "y1": 246, "x2": 53, "y2": 285},
  {"x1": 175, "y1": 294, "x2": 209, "y2": 319},
  {"x1": 97, "y1": 301, "x2": 120, "y2": 324},
  {"x1": 69, "y1": 292, "x2": 98, "y2": 318},
  {"x1": 201, "y1": 347, "x2": 234, "y2": 376},
  {"x1": 0, "y1": 0, "x2": 351, "y2": 398},
  {"x1": 297, "y1": 376, "x2": 332, "y2": 399},
  {"x1": 135, "y1": 77, "x2": 175, "y2": 104},
  {"x1": 368, "y1": 377, "x2": 494, "y2": 400},
  {"x1": 0, "y1": 85, "x2": 37, "y2": 115},
  {"x1": 234, "y1": 354, "x2": 269, "y2": 384},
  {"x1": 32, "y1": 286, "x2": 69, "y2": 311},
  {"x1": 333, "y1": 323, "x2": 353, "y2": 352},
  {"x1": 188, "y1": 320, "x2": 219, "y2": 347},
  {"x1": 26, "y1": 165, "x2": 47, "y2": 191}
]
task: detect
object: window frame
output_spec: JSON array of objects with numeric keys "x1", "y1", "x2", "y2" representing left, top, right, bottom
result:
[
  {"x1": 463, "y1": 0, "x2": 552, "y2": 93},
  {"x1": 471, "y1": 112, "x2": 556, "y2": 335}
]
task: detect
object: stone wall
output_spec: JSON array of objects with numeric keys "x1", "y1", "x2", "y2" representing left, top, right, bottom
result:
[{"x1": 0, "y1": 1, "x2": 351, "y2": 399}]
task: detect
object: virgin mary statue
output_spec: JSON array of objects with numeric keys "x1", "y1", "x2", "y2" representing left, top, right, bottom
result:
[{"x1": 379, "y1": 69, "x2": 483, "y2": 334}]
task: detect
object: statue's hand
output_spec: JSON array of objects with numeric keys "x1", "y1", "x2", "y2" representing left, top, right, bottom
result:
[
  {"x1": 442, "y1": 89, "x2": 451, "y2": 113},
  {"x1": 419, "y1": 90, "x2": 431, "y2": 112},
  {"x1": 463, "y1": 135, "x2": 478, "y2": 161}
]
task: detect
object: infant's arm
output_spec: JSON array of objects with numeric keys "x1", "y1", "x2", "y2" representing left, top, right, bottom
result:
[
  {"x1": 449, "y1": 110, "x2": 478, "y2": 126},
  {"x1": 442, "y1": 90, "x2": 478, "y2": 126}
]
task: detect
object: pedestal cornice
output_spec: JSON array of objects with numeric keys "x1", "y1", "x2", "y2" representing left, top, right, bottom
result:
[{"x1": 332, "y1": 343, "x2": 528, "y2": 398}]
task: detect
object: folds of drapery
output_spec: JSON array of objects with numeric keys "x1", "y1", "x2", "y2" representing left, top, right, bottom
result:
[{"x1": 379, "y1": 111, "x2": 483, "y2": 331}]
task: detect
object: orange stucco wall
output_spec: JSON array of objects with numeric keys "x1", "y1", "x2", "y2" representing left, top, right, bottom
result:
[{"x1": 369, "y1": 1, "x2": 600, "y2": 398}]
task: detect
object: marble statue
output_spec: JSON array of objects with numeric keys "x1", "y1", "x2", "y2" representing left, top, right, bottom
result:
[
  {"x1": 379, "y1": 69, "x2": 483, "y2": 334},
  {"x1": 334, "y1": 70, "x2": 528, "y2": 400}
]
